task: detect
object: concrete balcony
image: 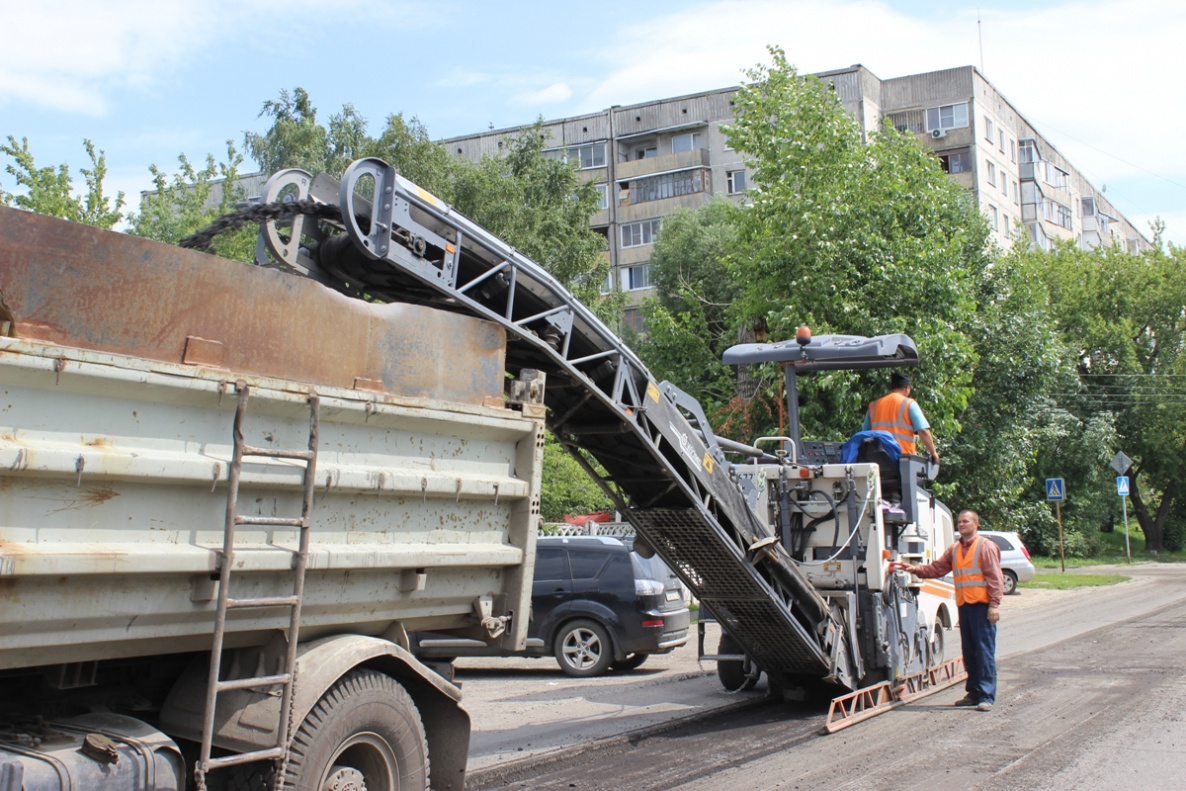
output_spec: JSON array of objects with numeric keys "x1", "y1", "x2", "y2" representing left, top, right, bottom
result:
[
  {"x1": 617, "y1": 193, "x2": 710, "y2": 223},
  {"x1": 615, "y1": 148, "x2": 711, "y2": 181}
]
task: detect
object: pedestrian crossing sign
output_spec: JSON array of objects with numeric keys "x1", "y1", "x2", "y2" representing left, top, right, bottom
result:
[
  {"x1": 1046, "y1": 478, "x2": 1065, "y2": 502},
  {"x1": 1117, "y1": 476, "x2": 1130, "y2": 496}
]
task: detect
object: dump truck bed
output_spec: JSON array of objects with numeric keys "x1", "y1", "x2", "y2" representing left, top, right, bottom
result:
[{"x1": 0, "y1": 207, "x2": 543, "y2": 672}]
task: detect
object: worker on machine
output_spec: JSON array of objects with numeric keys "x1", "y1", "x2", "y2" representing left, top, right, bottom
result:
[{"x1": 862, "y1": 372, "x2": 939, "y2": 466}]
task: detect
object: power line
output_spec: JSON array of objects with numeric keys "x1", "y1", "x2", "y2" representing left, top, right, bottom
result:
[{"x1": 1027, "y1": 116, "x2": 1186, "y2": 194}]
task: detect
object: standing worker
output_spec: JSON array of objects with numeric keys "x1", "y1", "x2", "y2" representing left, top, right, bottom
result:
[
  {"x1": 892, "y1": 510, "x2": 1003, "y2": 711},
  {"x1": 863, "y1": 372, "x2": 939, "y2": 465}
]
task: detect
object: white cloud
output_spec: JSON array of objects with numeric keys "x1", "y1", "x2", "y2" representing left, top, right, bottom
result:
[
  {"x1": 0, "y1": 0, "x2": 433, "y2": 115},
  {"x1": 0, "y1": 1, "x2": 213, "y2": 114},
  {"x1": 577, "y1": 0, "x2": 1186, "y2": 185},
  {"x1": 513, "y1": 82, "x2": 574, "y2": 105}
]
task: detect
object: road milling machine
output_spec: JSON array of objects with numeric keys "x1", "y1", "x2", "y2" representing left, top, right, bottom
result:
[{"x1": 244, "y1": 158, "x2": 965, "y2": 725}]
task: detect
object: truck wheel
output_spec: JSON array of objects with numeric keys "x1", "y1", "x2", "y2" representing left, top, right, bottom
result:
[
  {"x1": 554, "y1": 619, "x2": 613, "y2": 677},
  {"x1": 611, "y1": 653, "x2": 648, "y2": 671},
  {"x1": 283, "y1": 669, "x2": 428, "y2": 791},
  {"x1": 1003, "y1": 569, "x2": 1018, "y2": 596}
]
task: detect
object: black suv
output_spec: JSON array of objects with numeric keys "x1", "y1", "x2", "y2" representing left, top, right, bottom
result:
[{"x1": 413, "y1": 536, "x2": 690, "y2": 677}]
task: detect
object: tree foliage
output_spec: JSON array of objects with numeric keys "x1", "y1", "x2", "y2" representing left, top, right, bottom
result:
[
  {"x1": 640, "y1": 200, "x2": 743, "y2": 413},
  {"x1": 540, "y1": 433, "x2": 613, "y2": 522},
  {"x1": 0, "y1": 136, "x2": 124, "y2": 228},
  {"x1": 640, "y1": 47, "x2": 991, "y2": 451},
  {"x1": 1028, "y1": 241, "x2": 1186, "y2": 551},
  {"x1": 129, "y1": 141, "x2": 255, "y2": 260}
]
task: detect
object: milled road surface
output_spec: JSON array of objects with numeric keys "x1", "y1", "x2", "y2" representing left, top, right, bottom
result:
[{"x1": 458, "y1": 563, "x2": 1186, "y2": 790}]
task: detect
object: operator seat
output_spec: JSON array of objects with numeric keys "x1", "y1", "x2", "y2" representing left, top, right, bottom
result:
[{"x1": 856, "y1": 438, "x2": 902, "y2": 503}]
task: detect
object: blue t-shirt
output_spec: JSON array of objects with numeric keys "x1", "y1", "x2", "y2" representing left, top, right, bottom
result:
[{"x1": 861, "y1": 399, "x2": 929, "y2": 432}]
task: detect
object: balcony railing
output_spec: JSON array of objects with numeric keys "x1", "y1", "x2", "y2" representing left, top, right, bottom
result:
[{"x1": 615, "y1": 148, "x2": 710, "y2": 181}]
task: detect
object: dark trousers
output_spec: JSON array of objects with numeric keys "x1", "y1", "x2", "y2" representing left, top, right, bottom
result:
[{"x1": 958, "y1": 602, "x2": 997, "y2": 703}]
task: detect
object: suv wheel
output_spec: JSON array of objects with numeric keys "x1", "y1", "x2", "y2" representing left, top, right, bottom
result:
[
  {"x1": 555, "y1": 619, "x2": 613, "y2": 677},
  {"x1": 1002, "y1": 569, "x2": 1018, "y2": 596},
  {"x1": 611, "y1": 653, "x2": 648, "y2": 671}
]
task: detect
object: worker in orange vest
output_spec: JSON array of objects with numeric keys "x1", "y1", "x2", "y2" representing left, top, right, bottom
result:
[
  {"x1": 891, "y1": 510, "x2": 1004, "y2": 711},
  {"x1": 862, "y1": 372, "x2": 939, "y2": 465}
]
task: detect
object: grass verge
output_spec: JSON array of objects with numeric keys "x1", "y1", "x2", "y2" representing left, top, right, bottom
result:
[{"x1": 1020, "y1": 572, "x2": 1129, "y2": 590}]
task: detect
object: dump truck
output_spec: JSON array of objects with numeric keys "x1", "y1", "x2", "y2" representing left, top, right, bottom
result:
[{"x1": 0, "y1": 206, "x2": 546, "y2": 790}]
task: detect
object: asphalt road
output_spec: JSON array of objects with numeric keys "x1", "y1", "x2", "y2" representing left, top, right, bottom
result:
[{"x1": 457, "y1": 562, "x2": 1186, "y2": 790}]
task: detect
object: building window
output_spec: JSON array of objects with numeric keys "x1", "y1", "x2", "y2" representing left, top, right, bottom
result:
[
  {"x1": 1012, "y1": 180, "x2": 1020, "y2": 205},
  {"x1": 635, "y1": 145, "x2": 657, "y2": 160},
  {"x1": 577, "y1": 143, "x2": 606, "y2": 169},
  {"x1": 621, "y1": 219, "x2": 661, "y2": 248},
  {"x1": 988, "y1": 203, "x2": 999, "y2": 231},
  {"x1": 626, "y1": 169, "x2": 707, "y2": 204},
  {"x1": 1082, "y1": 197, "x2": 1096, "y2": 216},
  {"x1": 727, "y1": 170, "x2": 747, "y2": 194},
  {"x1": 622, "y1": 307, "x2": 646, "y2": 333},
  {"x1": 939, "y1": 150, "x2": 971, "y2": 174},
  {"x1": 999, "y1": 130, "x2": 1006, "y2": 154},
  {"x1": 542, "y1": 143, "x2": 606, "y2": 169},
  {"x1": 984, "y1": 116, "x2": 995, "y2": 142},
  {"x1": 1011, "y1": 139, "x2": 1017, "y2": 163},
  {"x1": 986, "y1": 161, "x2": 996, "y2": 186},
  {"x1": 1042, "y1": 199, "x2": 1073, "y2": 230},
  {"x1": 1001, "y1": 175, "x2": 1008, "y2": 196},
  {"x1": 625, "y1": 263, "x2": 652, "y2": 291},
  {"x1": 1042, "y1": 163, "x2": 1068, "y2": 191},
  {"x1": 1019, "y1": 139, "x2": 1038, "y2": 164},
  {"x1": 671, "y1": 132, "x2": 702, "y2": 153},
  {"x1": 600, "y1": 270, "x2": 614, "y2": 295},
  {"x1": 926, "y1": 103, "x2": 969, "y2": 131},
  {"x1": 595, "y1": 183, "x2": 608, "y2": 210}
]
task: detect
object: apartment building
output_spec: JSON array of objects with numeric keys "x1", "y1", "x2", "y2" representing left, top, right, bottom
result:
[{"x1": 442, "y1": 65, "x2": 1150, "y2": 328}]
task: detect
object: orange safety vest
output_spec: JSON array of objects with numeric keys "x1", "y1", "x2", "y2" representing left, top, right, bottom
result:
[
  {"x1": 867, "y1": 392, "x2": 918, "y2": 454},
  {"x1": 952, "y1": 536, "x2": 990, "y2": 606}
]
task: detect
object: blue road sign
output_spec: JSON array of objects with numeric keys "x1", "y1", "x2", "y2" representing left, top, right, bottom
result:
[
  {"x1": 1046, "y1": 478, "x2": 1066, "y2": 502},
  {"x1": 1117, "y1": 476, "x2": 1130, "y2": 496}
]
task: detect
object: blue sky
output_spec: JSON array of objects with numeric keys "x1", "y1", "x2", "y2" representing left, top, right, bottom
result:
[{"x1": 3, "y1": 0, "x2": 1184, "y2": 245}]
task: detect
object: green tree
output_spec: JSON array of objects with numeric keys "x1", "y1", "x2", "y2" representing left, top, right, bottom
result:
[
  {"x1": 0, "y1": 136, "x2": 124, "y2": 228},
  {"x1": 244, "y1": 88, "x2": 369, "y2": 178},
  {"x1": 638, "y1": 200, "x2": 743, "y2": 414},
  {"x1": 130, "y1": 141, "x2": 254, "y2": 260},
  {"x1": 717, "y1": 47, "x2": 990, "y2": 443},
  {"x1": 937, "y1": 246, "x2": 1075, "y2": 534},
  {"x1": 1033, "y1": 240, "x2": 1186, "y2": 551},
  {"x1": 540, "y1": 433, "x2": 613, "y2": 522},
  {"x1": 370, "y1": 113, "x2": 460, "y2": 198},
  {"x1": 449, "y1": 122, "x2": 611, "y2": 312}
]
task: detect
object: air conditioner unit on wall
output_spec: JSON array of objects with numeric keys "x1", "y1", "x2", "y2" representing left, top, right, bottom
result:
[{"x1": 930, "y1": 128, "x2": 947, "y2": 139}]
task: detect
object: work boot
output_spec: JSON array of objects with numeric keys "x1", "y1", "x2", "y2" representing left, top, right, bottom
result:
[
  {"x1": 953, "y1": 695, "x2": 978, "y2": 707},
  {"x1": 977, "y1": 701, "x2": 994, "y2": 712}
]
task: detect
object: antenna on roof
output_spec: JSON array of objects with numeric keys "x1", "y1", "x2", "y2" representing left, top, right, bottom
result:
[{"x1": 978, "y1": 8, "x2": 985, "y2": 73}]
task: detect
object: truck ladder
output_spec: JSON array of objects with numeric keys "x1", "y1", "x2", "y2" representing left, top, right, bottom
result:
[
  {"x1": 255, "y1": 160, "x2": 850, "y2": 688},
  {"x1": 196, "y1": 384, "x2": 320, "y2": 791}
]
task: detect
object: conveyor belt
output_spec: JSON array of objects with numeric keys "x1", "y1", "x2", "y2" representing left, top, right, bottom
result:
[{"x1": 257, "y1": 159, "x2": 849, "y2": 686}]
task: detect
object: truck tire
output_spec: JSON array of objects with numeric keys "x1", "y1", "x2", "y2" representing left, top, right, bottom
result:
[
  {"x1": 554, "y1": 619, "x2": 613, "y2": 677},
  {"x1": 283, "y1": 669, "x2": 428, "y2": 791}
]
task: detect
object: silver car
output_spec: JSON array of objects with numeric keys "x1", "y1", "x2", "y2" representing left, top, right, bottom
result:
[{"x1": 981, "y1": 530, "x2": 1037, "y2": 595}]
